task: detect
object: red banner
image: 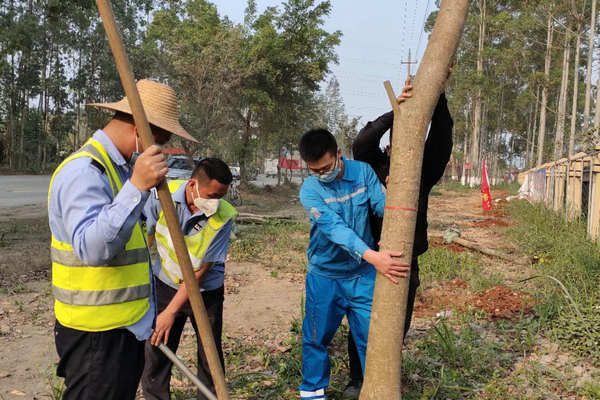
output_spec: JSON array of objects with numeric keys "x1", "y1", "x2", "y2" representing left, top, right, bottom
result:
[
  {"x1": 279, "y1": 157, "x2": 301, "y2": 170},
  {"x1": 481, "y1": 159, "x2": 492, "y2": 211}
]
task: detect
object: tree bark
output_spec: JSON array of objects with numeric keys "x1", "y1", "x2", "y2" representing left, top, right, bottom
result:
[
  {"x1": 537, "y1": 14, "x2": 553, "y2": 166},
  {"x1": 553, "y1": 33, "x2": 571, "y2": 160},
  {"x1": 583, "y1": 0, "x2": 597, "y2": 131},
  {"x1": 360, "y1": 1, "x2": 468, "y2": 398},
  {"x1": 569, "y1": 29, "x2": 581, "y2": 157}
]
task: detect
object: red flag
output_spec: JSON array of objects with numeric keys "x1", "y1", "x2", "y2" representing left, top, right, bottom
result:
[{"x1": 481, "y1": 159, "x2": 492, "y2": 211}]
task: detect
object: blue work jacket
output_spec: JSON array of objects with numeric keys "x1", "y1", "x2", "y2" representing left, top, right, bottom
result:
[{"x1": 299, "y1": 157, "x2": 386, "y2": 279}]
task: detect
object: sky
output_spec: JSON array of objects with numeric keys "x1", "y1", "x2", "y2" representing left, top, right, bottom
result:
[{"x1": 211, "y1": 0, "x2": 437, "y2": 124}]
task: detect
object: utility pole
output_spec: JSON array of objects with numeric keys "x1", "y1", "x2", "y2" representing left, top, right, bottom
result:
[
  {"x1": 360, "y1": 1, "x2": 469, "y2": 399},
  {"x1": 400, "y1": 49, "x2": 419, "y2": 78}
]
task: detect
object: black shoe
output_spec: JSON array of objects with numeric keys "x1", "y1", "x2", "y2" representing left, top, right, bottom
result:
[{"x1": 342, "y1": 379, "x2": 362, "y2": 399}]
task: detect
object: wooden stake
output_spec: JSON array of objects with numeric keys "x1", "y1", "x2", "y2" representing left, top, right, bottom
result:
[
  {"x1": 360, "y1": 1, "x2": 469, "y2": 399},
  {"x1": 95, "y1": 1, "x2": 229, "y2": 398}
]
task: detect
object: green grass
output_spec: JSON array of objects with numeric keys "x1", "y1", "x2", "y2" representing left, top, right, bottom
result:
[
  {"x1": 435, "y1": 181, "x2": 476, "y2": 193},
  {"x1": 402, "y1": 319, "x2": 516, "y2": 400},
  {"x1": 506, "y1": 200, "x2": 600, "y2": 362},
  {"x1": 229, "y1": 220, "x2": 310, "y2": 273},
  {"x1": 490, "y1": 182, "x2": 520, "y2": 195},
  {"x1": 223, "y1": 318, "x2": 350, "y2": 399},
  {"x1": 418, "y1": 247, "x2": 503, "y2": 292}
]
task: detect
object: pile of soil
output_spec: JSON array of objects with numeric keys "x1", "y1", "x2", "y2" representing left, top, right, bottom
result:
[
  {"x1": 414, "y1": 281, "x2": 534, "y2": 320},
  {"x1": 472, "y1": 285, "x2": 535, "y2": 319},
  {"x1": 413, "y1": 279, "x2": 470, "y2": 317}
]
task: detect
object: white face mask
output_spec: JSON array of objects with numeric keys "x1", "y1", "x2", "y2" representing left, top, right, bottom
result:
[{"x1": 193, "y1": 185, "x2": 220, "y2": 217}]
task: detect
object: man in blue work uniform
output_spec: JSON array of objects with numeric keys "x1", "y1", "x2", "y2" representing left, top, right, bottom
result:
[
  {"x1": 48, "y1": 80, "x2": 198, "y2": 400},
  {"x1": 142, "y1": 158, "x2": 236, "y2": 400},
  {"x1": 298, "y1": 129, "x2": 410, "y2": 400}
]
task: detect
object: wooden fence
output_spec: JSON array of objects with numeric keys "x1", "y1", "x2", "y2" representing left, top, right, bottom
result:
[{"x1": 519, "y1": 145, "x2": 600, "y2": 242}]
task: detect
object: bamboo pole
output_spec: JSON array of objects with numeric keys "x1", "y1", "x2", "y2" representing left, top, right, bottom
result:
[
  {"x1": 95, "y1": 2, "x2": 229, "y2": 398},
  {"x1": 360, "y1": 1, "x2": 469, "y2": 399}
]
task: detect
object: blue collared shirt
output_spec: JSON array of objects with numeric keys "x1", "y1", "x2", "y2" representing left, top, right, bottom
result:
[
  {"x1": 144, "y1": 181, "x2": 233, "y2": 291},
  {"x1": 48, "y1": 130, "x2": 155, "y2": 340},
  {"x1": 299, "y1": 157, "x2": 386, "y2": 278}
]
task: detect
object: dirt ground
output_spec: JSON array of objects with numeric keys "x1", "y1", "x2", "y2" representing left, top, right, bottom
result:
[{"x1": 0, "y1": 186, "x2": 595, "y2": 399}]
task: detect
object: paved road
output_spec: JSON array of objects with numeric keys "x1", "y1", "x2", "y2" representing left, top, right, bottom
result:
[{"x1": 0, "y1": 175, "x2": 51, "y2": 208}]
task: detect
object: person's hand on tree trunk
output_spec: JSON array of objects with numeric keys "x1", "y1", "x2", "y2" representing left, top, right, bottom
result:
[
  {"x1": 396, "y1": 77, "x2": 413, "y2": 104},
  {"x1": 363, "y1": 249, "x2": 410, "y2": 284}
]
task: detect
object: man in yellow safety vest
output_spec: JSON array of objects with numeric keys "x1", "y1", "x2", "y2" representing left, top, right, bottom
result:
[
  {"x1": 48, "y1": 79, "x2": 198, "y2": 399},
  {"x1": 141, "y1": 158, "x2": 237, "y2": 400}
]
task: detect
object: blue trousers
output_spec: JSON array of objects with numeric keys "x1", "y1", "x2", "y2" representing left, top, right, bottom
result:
[{"x1": 299, "y1": 268, "x2": 376, "y2": 399}]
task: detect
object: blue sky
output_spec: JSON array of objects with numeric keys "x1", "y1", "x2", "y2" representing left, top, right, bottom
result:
[{"x1": 211, "y1": 0, "x2": 436, "y2": 123}]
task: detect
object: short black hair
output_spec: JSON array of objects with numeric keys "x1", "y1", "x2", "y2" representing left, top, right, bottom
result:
[
  {"x1": 299, "y1": 129, "x2": 338, "y2": 162},
  {"x1": 192, "y1": 158, "x2": 233, "y2": 185}
]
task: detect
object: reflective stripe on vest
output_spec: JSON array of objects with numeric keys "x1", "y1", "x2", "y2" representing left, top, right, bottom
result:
[
  {"x1": 154, "y1": 180, "x2": 237, "y2": 286},
  {"x1": 48, "y1": 138, "x2": 150, "y2": 332}
]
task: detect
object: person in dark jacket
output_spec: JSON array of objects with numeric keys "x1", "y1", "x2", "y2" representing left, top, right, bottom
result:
[{"x1": 343, "y1": 77, "x2": 454, "y2": 398}]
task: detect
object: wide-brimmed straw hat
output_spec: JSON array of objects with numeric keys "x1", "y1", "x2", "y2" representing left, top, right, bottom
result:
[{"x1": 88, "y1": 79, "x2": 198, "y2": 143}]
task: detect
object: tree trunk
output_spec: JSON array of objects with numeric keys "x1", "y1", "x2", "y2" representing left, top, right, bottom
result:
[
  {"x1": 239, "y1": 110, "x2": 252, "y2": 183},
  {"x1": 469, "y1": 0, "x2": 486, "y2": 187},
  {"x1": 569, "y1": 29, "x2": 581, "y2": 157},
  {"x1": 530, "y1": 86, "x2": 540, "y2": 168},
  {"x1": 553, "y1": 33, "x2": 571, "y2": 160},
  {"x1": 526, "y1": 103, "x2": 533, "y2": 169},
  {"x1": 537, "y1": 14, "x2": 553, "y2": 166},
  {"x1": 584, "y1": 0, "x2": 597, "y2": 131},
  {"x1": 19, "y1": 95, "x2": 28, "y2": 170},
  {"x1": 360, "y1": 1, "x2": 469, "y2": 398},
  {"x1": 461, "y1": 109, "x2": 470, "y2": 185}
]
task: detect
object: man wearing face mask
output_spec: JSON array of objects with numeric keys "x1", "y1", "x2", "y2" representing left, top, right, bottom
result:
[
  {"x1": 141, "y1": 158, "x2": 237, "y2": 400},
  {"x1": 48, "y1": 79, "x2": 197, "y2": 399},
  {"x1": 298, "y1": 129, "x2": 410, "y2": 400}
]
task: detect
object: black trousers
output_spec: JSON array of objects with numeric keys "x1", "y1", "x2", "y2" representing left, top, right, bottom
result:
[
  {"x1": 347, "y1": 257, "x2": 420, "y2": 382},
  {"x1": 54, "y1": 320, "x2": 145, "y2": 400},
  {"x1": 142, "y1": 278, "x2": 225, "y2": 400}
]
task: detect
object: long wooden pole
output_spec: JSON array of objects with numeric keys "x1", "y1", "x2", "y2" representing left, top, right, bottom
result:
[
  {"x1": 360, "y1": 1, "x2": 468, "y2": 399},
  {"x1": 95, "y1": 2, "x2": 230, "y2": 398}
]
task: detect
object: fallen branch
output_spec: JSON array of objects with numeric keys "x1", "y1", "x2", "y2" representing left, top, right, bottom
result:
[
  {"x1": 236, "y1": 213, "x2": 295, "y2": 224},
  {"x1": 439, "y1": 229, "x2": 530, "y2": 265}
]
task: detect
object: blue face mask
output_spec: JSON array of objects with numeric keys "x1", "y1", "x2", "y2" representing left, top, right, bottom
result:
[{"x1": 316, "y1": 156, "x2": 340, "y2": 183}]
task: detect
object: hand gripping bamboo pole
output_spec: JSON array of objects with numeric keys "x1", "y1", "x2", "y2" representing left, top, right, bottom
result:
[
  {"x1": 360, "y1": 1, "x2": 468, "y2": 399},
  {"x1": 95, "y1": 1, "x2": 230, "y2": 398}
]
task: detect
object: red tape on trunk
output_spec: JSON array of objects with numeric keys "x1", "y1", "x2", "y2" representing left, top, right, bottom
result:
[{"x1": 385, "y1": 205, "x2": 417, "y2": 212}]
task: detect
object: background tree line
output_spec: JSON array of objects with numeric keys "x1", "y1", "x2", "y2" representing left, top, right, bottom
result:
[
  {"x1": 6, "y1": 0, "x2": 600, "y2": 185},
  {"x1": 436, "y1": 0, "x2": 600, "y2": 185},
  {"x1": 0, "y1": 0, "x2": 360, "y2": 182}
]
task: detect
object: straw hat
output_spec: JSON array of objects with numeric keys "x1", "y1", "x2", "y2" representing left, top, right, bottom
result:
[{"x1": 88, "y1": 79, "x2": 198, "y2": 143}]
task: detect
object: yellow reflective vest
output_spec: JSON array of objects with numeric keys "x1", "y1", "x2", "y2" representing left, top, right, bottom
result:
[
  {"x1": 154, "y1": 180, "x2": 237, "y2": 286},
  {"x1": 49, "y1": 138, "x2": 150, "y2": 331}
]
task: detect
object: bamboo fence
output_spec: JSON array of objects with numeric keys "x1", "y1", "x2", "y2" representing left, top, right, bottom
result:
[{"x1": 518, "y1": 145, "x2": 600, "y2": 241}]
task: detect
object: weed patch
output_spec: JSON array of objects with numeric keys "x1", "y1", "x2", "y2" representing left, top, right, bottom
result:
[
  {"x1": 506, "y1": 201, "x2": 600, "y2": 362},
  {"x1": 230, "y1": 220, "x2": 310, "y2": 273}
]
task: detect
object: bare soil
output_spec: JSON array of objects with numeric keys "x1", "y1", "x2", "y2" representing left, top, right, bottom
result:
[{"x1": 0, "y1": 186, "x2": 595, "y2": 398}]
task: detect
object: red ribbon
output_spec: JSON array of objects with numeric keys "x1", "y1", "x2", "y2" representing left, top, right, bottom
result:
[{"x1": 385, "y1": 206, "x2": 417, "y2": 212}]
